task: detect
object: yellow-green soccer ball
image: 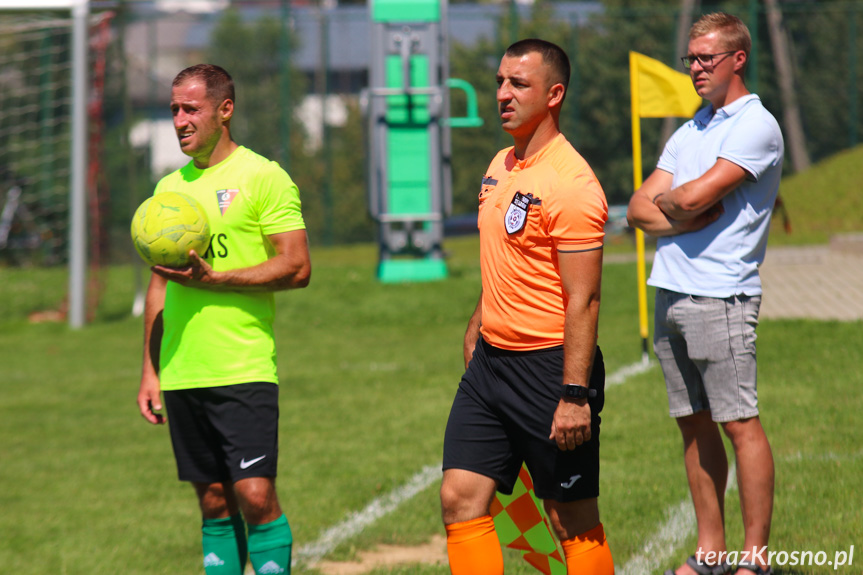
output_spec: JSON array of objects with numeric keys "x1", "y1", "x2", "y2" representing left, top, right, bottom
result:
[{"x1": 130, "y1": 191, "x2": 211, "y2": 267}]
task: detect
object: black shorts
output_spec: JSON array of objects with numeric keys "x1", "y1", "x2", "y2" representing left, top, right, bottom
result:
[
  {"x1": 164, "y1": 382, "x2": 280, "y2": 483},
  {"x1": 443, "y1": 338, "x2": 605, "y2": 502}
]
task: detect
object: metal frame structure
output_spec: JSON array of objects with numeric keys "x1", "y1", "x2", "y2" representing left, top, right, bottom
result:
[
  {"x1": 366, "y1": 0, "x2": 480, "y2": 283},
  {"x1": 0, "y1": 0, "x2": 90, "y2": 328}
]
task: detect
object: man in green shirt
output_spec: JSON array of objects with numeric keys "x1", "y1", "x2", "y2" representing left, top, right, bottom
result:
[{"x1": 137, "y1": 64, "x2": 311, "y2": 575}]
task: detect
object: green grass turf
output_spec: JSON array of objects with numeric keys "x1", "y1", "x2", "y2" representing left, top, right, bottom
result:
[
  {"x1": 767, "y1": 144, "x2": 863, "y2": 247},
  {"x1": 1, "y1": 235, "x2": 861, "y2": 574}
]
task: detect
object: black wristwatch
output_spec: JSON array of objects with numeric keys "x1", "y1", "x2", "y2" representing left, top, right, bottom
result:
[{"x1": 561, "y1": 384, "x2": 597, "y2": 400}]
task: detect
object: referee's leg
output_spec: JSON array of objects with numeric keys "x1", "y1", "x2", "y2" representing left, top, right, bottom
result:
[
  {"x1": 440, "y1": 469, "x2": 502, "y2": 575},
  {"x1": 545, "y1": 498, "x2": 613, "y2": 575}
]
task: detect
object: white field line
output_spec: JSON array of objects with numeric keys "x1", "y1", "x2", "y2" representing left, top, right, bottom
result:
[
  {"x1": 606, "y1": 358, "x2": 655, "y2": 387},
  {"x1": 292, "y1": 359, "x2": 655, "y2": 568},
  {"x1": 617, "y1": 466, "x2": 738, "y2": 575},
  {"x1": 614, "y1": 447, "x2": 863, "y2": 573},
  {"x1": 293, "y1": 464, "x2": 442, "y2": 568},
  {"x1": 783, "y1": 448, "x2": 863, "y2": 463}
]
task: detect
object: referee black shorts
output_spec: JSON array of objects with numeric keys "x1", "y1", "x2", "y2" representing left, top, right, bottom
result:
[
  {"x1": 443, "y1": 338, "x2": 605, "y2": 502},
  {"x1": 164, "y1": 382, "x2": 280, "y2": 484}
]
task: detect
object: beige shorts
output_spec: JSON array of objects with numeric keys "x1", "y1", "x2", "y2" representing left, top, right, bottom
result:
[{"x1": 653, "y1": 288, "x2": 762, "y2": 423}]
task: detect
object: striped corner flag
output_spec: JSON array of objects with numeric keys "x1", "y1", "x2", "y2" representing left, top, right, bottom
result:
[{"x1": 491, "y1": 466, "x2": 566, "y2": 575}]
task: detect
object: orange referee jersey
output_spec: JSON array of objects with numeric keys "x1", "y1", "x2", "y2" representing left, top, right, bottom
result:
[{"x1": 477, "y1": 133, "x2": 607, "y2": 351}]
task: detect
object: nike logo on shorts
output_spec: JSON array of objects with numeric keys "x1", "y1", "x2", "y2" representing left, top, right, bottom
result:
[{"x1": 240, "y1": 455, "x2": 267, "y2": 470}]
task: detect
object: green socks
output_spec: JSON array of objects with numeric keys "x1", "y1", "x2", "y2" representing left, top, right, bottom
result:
[
  {"x1": 202, "y1": 513, "x2": 292, "y2": 574},
  {"x1": 248, "y1": 514, "x2": 293, "y2": 575},
  {"x1": 202, "y1": 515, "x2": 248, "y2": 575}
]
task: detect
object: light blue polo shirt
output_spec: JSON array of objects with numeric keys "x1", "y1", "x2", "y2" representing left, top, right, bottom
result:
[{"x1": 648, "y1": 94, "x2": 784, "y2": 297}]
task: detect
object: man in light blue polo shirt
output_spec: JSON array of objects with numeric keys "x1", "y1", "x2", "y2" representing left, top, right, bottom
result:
[{"x1": 628, "y1": 12, "x2": 783, "y2": 575}]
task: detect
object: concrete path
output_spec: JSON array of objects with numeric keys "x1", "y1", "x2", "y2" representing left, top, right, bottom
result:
[
  {"x1": 760, "y1": 244, "x2": 863, "y2": 321},
  {"x1": 607, "y1": 241, "x2": 863, "y2": 322}
]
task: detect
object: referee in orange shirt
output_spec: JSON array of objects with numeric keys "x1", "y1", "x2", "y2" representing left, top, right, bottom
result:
[{"x1": 439, "y1": 39, "x2": 614, "y2": 575}]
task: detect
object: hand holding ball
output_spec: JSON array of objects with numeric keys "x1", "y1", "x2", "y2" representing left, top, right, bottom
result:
[{"x1": 131, "y1": 192, "x2": 211, "y2": 267}]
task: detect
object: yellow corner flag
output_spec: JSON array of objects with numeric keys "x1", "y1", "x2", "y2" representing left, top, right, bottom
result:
[
  {"x1": 629, "y1": 51, "x2": 702, "y2": 361},
  {"x1": 630, "y1": 51, "x2": 703, "y2": 118}
]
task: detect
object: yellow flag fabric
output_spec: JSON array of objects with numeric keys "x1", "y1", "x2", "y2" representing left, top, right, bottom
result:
[
  {"x1": 629, "y1": 51, "x2": 702, "y2": 366},
  {"x1": 630, "y1": 51, "x2": 702, "y2": 118}
]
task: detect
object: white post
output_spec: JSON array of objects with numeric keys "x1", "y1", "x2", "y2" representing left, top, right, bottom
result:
[
  {"x1": 68, "y1": 0, "x2": 90, "y2": 329},
  {"x1": 0, "y1": 0, "x2": 90, "y2": 328}
]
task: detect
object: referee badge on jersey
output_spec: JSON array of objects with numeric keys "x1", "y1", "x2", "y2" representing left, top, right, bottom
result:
[{"x1": 504, "y1": 192, "x2": 540, "y2": 234}]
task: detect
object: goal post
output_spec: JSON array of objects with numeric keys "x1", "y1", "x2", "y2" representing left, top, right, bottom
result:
[{"x1": 0, "y1": 0, "x2": 89, "y2": 328}]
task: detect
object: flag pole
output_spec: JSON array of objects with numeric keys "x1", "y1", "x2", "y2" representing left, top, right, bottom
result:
[{"x1": 629, "y1": 52, "x2": 650, "y2": 365}]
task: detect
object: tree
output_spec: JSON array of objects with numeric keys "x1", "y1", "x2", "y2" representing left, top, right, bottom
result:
[
  {"x1": 659, "y1": 0, "x2": 700, "y2": 154},
  {"x1": 763, "y1": 0, "x2": 810, "y2": 172},
  {"x1": 206, "y1": 8, "x2": 373, "y2": 245},
  {"x1": 569, "y1": 2, "x2": 679, "y2": 204},
  {"x1": 756, "y1": 0, "x2": 861, "y2": 166},
  {"x1": 207, "y1": 8, "x2": 306, "y2": 169},
  {"x1": 448, "y1": 1, "x2": 681, "y2": 208}
]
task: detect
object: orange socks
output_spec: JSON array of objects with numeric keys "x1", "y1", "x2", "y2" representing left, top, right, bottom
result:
[
  {"x1": 561, "y1": 523, "x2": 614, "y2": 575},
  {"x1": 445, "y1": 515, "x2": 503, "y2": 575},
  {"x1": 446, "y1": 517, "x2": 612, "y2": 575}
]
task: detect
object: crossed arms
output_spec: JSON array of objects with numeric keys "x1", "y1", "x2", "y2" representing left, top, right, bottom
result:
[{"x1": 626, "y1": 158, "x2": 749, "y2": 237}]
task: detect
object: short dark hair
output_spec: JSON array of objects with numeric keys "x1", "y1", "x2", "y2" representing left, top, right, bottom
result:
[
  {"x1": 505, "y1": 38, "x2": 571, "y2": 99},
  {"x1": 172, "y1": 64, "x2": 235, "y2": 105}
]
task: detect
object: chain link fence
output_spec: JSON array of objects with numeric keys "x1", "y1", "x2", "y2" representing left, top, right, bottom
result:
[{"x1": 1, "y1": 0, "x2": 860, "y2": 268}]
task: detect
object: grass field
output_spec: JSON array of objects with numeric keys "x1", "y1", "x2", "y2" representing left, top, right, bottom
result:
[
  {"x1": 1, "y1": 234, "x2": 862, "y2": 575},
  {"x1": 766, "y1": 145, "x2": 863, "y2": 246}
]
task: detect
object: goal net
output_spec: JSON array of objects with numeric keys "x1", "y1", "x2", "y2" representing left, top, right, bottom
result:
[
  {"x1": 0, "y1": 14, "x2": 75, "y2": 266},
  {"x1": 0, "y1": 5, "x2": 113, "y2": 324}
]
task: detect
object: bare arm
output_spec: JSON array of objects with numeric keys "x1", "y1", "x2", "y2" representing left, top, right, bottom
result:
[
  {"x1": 137, "y1": 272, "x2": 167, "y2": 425},
  {"x1": 627, "y1": 169, "x2": 677, "y2": 236},
  {"x1": 549, "y1": 247, "x2": 602, "y2": 451},
  {"x1": 655, "y1": 158, "x2": 748, "y2": 220},
  {"x1": 463, "y1": 290, "x2": 483, "y2": 369},
  {"x1": 136, "y1": 230, "x2": 310, "y2": 423},
  {"x1": 627, "y1": 162, "x2": 743, "y2": 237},
  {"x1": 152, "y1": 229, "x2": 311, "y2": 292}
]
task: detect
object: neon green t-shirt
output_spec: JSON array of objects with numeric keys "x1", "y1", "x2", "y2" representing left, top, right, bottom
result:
[{"x1": 153, "y1": 146, "x2": 305, "y2": 390}]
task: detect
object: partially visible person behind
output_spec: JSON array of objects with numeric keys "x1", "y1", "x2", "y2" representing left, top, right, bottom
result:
[
  {"x1": 440, "y1": 39, "x2": 613, "y2": 575},
  {"x1": 137, "y1": 64, "x2": 311, "y2": 575},
  {"x1": 627, "y1": 12, "x2": 783, "y2": 575}
]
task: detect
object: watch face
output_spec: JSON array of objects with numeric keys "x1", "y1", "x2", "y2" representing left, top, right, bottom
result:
[{"x1": 563, "y1": 385, "x2": 588, "y2": 399}]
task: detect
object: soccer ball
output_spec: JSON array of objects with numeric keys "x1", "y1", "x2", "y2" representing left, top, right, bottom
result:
[{"x1": 131, "y1": 191, "x2": 211, "y2": 267}]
